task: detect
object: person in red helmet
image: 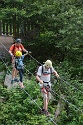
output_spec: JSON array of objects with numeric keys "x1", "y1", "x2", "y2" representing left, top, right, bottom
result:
[
  {"x1": 9, "y1": 38, "x2": 28, "y2": 84},
  {"x1": 36, "y1": 60, "x2": 60, "y2": 116}
]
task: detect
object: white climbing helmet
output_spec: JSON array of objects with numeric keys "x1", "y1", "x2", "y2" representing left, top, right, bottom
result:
[{"x1": 44, "y1": 60, "x2": 52, "y2": 68}]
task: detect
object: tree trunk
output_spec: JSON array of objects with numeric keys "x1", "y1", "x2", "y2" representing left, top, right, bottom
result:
[{"x1": 54, "y1": 94, "x2": 66, "y2": 121}]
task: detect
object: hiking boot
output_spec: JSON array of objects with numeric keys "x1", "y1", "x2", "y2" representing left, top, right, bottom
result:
[
  {"x1": 44, "y1": 110, "x2": 50, "y2": 117},
  {"x1": 40, "y1": 109, "x2": 45, "y2": 114},
  {"x1": 11, "y1": 80, "x2": 14, "y2": 84},
  {"x1": 14, "y1": 78, "x2": 19, "y2": 82}
]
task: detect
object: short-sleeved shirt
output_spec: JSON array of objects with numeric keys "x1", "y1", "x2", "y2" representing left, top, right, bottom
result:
[
  {"x1": 9, "y1": 44, "x2": 24, "y2": 56},
  {"x1": 37, "y1": 65, "x2": 55, "y2": 82}
]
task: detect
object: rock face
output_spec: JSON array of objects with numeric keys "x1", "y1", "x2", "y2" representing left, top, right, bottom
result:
[
  {"x1": 0, "y1": 36, "x2": 14, "y2": 57},
  {"x1": 4, "y1": 74, "x2": 12, "y2": 89},
  {"x1": 4, "y1": 74, "x2": 19, "y2": 89}
]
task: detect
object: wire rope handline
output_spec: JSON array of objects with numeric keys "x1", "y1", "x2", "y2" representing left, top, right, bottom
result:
[
  {"x1": 24, "y1": 68, "x2": 83, "y2": 114},
  {"x1": 1, "y1": 55, "x2": 83, "y2": 114},
  {"x1": 0, "y1": 54, "x2": 58, "y2": 125},
  {"x1": 24, "y1": 66, "x2": 35, "y2": 77},
  {"x1": 1, "y1": 42, "x2": 83, "y2": 114},
  {"x1": 0, "y1": 57, "x2": 11, "y2": 74},
  {"x1": 1, "y1": 42, "x2": 83, "y2": 95},
  {"x1": 28, "y1": 53, "x2": 42, "y2": 65},
  {"x1": 28, "y1": 53, "x2": 83, "y2": 94},
  {"x1": 51, "y1": 89, "x2": 83, "y2": 113},
  {"x1": 0, "y1": 42, "x2": 10, "y2": 54},
  {"x1": 60, "y1": 78, "x2": 83, "y2": 94},
  {"x1": 23, "y1": 66, "x2": 83, "y2": 114},
  {"x1": 22, "y1": 88, "x2": 58, "y2": 125},
  {"x1": 20, "y1": 65, "x2": 83, "y2": 114},
  {"x1": 27, "y1": 50, "x2": 83, "y2": 94}
]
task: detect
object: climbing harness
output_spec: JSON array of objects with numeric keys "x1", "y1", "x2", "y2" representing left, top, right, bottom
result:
[
  {"x1": 41, "y1": 81, "x2": 51, "y2": 94},
  {"x1": 41, "y1": 85, "x2": 50, "y2": 94}
]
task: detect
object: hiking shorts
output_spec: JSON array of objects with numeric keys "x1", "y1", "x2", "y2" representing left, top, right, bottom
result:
[
  {"x1": 41, "y1": 91, "x2": 51, "y2": 100},
  {"x1": 39, "y1": 82, "x2": 52, "y2": 100}
]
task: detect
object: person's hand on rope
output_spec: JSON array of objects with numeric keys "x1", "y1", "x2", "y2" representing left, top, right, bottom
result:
[
  {"x1": 10, "y1": 53, "x2": 14, "y2": 57},
  {"x1": 40, "y1": 80, "x2": 44, "y2": 84},
  {"x1": 56, "y1": 74, "x2": 60, "y2": 79},
  {"x1": 29, "y1": 51, "x2": 32, "y2": 54}
]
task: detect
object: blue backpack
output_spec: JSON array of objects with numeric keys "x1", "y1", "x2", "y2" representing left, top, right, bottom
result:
[{"x1": 15, "y1": 56, "x2": 24, "y2": 70}]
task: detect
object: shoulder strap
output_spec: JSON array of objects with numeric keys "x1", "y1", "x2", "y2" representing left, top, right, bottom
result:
[
  {"x1": 12, "y1": 44, "x2": 15, "y2": 53},
  {"x1": 42, "y1": 65, "x2": 52, "y2": 74},
  {"x1": 20, "y1": 44, "x2": 23, "y2": 49},
  {"x1": 50, "y1": 67, "x2": 52, "y2": 74},
  {"x1": 42, "y1": 65, "x2": 43, "y2": 73}
]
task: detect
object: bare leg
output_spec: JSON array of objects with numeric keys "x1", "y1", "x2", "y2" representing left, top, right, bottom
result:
[
  {"x1": 19, "y1": 82, "x2": 24, "y2": 88},
  {"x1": 44, "y1": 98, "x2": 48, "y2": 111},
  {"x1": 12, "y1": 67, "x2": 16, "y2": 80}
]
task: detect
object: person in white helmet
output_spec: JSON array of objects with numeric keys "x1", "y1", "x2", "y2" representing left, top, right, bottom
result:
[{"x1": 36, "y1": 60, "x2": 60, "y2": 116}]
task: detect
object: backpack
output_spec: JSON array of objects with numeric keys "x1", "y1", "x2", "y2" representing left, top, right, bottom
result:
[
  {"x1": 35, "y1": 65, "x2": 52, "y2": 84},
  {"x1": 15, "y1": 57, "x2": 24, "y2": 70},
  {"x1": 42, "y1": 65, "x2": 52, "y2": 75},
  {"x1": 35, "y1": 65, "x2": 52, "y2": 75}
]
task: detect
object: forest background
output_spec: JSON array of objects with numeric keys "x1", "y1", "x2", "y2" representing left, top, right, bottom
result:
[{"x1": 0, "y1": 0, "x2": 83, "y2": 125}]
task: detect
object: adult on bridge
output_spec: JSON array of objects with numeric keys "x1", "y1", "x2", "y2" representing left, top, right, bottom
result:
[{"x1": 9, "y1": 38, "x2": 28, "y2": 84}]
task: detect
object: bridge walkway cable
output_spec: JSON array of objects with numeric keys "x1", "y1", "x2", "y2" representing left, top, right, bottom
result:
[
  {"x1": 1, "y1": 42, "x2": 83, "y2": 94},
  {"x1": 19, "y1": 58, "x2": 83, "y2": 114},
  {"x1": 28, "y1": 52, "x2": 83, "y2": 94},
  {"x1": 26, "y1": 68, "x2": 83, "y2": 114},
  {"x1": 0, "y1": 43, "x2": 83, "y2": 113},
  {"x1": 1, "y1": 41, "x2": 83, "y2": 98},
  {"x1": 1, "y1": 50, "x2": 83, "y2": 124},
  {"x1": 1, "y1": 55, "x2": 83, "y2": 115},
  {"x1": 1, "y1": 56, "x2": 83, "y2": 125},
  {"x1": 0, "y1": 57, "x2": 58, "y2": 125}
]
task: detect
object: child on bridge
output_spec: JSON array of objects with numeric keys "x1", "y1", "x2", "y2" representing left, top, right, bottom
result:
[{"x1": 15, "y1": 51, "x2": 28, "y2": 88}]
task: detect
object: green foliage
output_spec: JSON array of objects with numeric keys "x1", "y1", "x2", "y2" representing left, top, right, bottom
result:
[
  {"x1": 0, "y1": 60, "x2": 83, "y2": 125},
  {"x1": 0, "y1": 0, "x2": 83, "y2": 124},
  {"x1": 0, "y1": 62, "x2": 5, "y2": 72},
  {"x1": 0, "y1": 80, "x2": 54, "y2": 125},
  {"x1": 24, "y1": 59, "x2": 37, "y2": 75},
  {"x1": 0, "y1": 62, "x2": 6, "y2": 84}
]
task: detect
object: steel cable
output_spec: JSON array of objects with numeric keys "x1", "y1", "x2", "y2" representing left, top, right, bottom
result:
[
  {"x1": 1, "y1": 42, "x2": 83, "y2": 115},
  {"x1": 0, "y1": 56, "x2": 58, "y2": 125}
]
